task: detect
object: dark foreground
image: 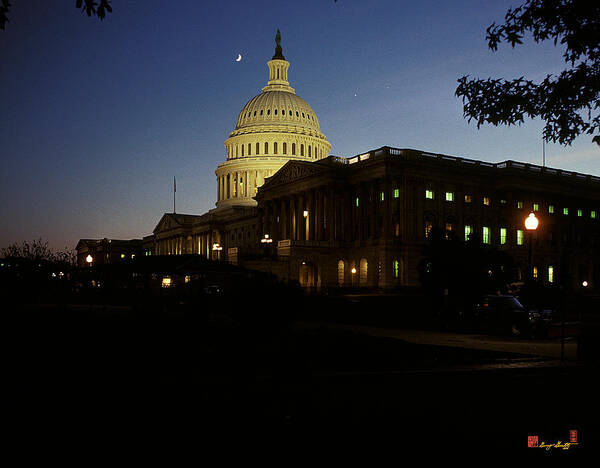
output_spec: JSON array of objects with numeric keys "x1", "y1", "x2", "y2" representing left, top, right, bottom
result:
[{"x1": 5, "y1": 301, "x2": 598, "y2": 461}]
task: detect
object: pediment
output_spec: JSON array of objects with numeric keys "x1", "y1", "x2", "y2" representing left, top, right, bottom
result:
[
  {"x1": 262, "y1": 161, "x2": 324, "y2": 190},
  {"x1": 153, "y1": 213, "x2": 179, "y2": 234}
]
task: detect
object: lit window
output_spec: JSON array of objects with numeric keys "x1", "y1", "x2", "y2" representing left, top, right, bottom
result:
[
  {"x1": 161, "y1": 277, "x2": 172, "y2": 288},
  {"x1": 425, "y1": 221, "x2": 433, "y2": 239},
  {"x1": 500, "y1": 228, "x2": 507, "y2": 245},
  {"x1": 592, "y1": 211, "x2": 597, "y2": 219},
  {"x1": 464, "y1": 225, "x2": 472, "y2": 241},
  {"x1": 483, "y1": 226, "x2": 490, "y2": 244},
  {"x1": 393, "y1": 188, "x2": 399, "y2": 198},
  {"x1": 517, "y1": 230, "x2": 524, "y2": 245},
  {"x1": 548, "y1": 266, "x2": 554, "y2": 283},
  {"x1": 425, "y1": 189, "x2": 434, "y2": 199},
  {"x1": 380, "y1": 192, "x2": 385, "y2": 201},
  {"x1": 517, "y1": 201, "x2": 523, "y2": 209},
  {"x1": 548, "y1": 205, "x2": 554, "y2": 213},
  {"x1": 464, "y1": 194, "x2": 472, "y2": 203},
  {"x1": 533, "y1": 203, "x2": 539, "y2": 212},
  {"x1": 355, "y1": 197, "x2": 359, "y2": 207},
  {"x1": 533, "y1": 266, "x2": 538, "y2": 279},
  {"x1": 500, "y1": 199, "x2": 507, "y2": 204},
  {"x1": 563, "y1": 207, "x2": 569, "y2": 215},
  {"x1": 120, "y1": 254, "x2": 125, "y2": 259},
  {"x1": 445, "y1": 223, "x2": 454, "y2": 240},
  {"x1": 393, "y1": 260, "x2": 399, "y2": 279},
  {"x1": 577, "y1": 209, "x2": 582, "y2": 217},
  {"x1": 446, "y1": 192, "x2": 454, "y2": 202},
  {"x1": 184, "y1": 275, "x2": 191, "y2": 284},
  {"x1": 483, "y1": 197, "x2": 491, "y2": 206}
]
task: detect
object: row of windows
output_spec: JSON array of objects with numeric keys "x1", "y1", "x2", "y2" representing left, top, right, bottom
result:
[
  {"x1": 424, "y1": 190, "x2": 597, "y2": 219},
  {"x1": 228, "y1": 141, "x2": 323, "y2": 158},
  {"x1": 426, "y1": 222, "x2": 563, "y2": 247},
  {"x1": 243, "y1": 108, "x2": 314, "y2": 121}
]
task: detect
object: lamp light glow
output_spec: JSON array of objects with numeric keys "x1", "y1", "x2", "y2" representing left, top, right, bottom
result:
[
  {"x1": 525, "y1": 212, "x2": 539, "y2": 230},
  {"x1": 85, "y1": 254, "x2": 93, "y2": 264}
]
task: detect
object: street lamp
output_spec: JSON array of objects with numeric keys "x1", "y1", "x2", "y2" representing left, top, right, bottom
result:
[
  {"x1": 524, "y1": 212, "x2": 539, "y2": 281},
  {"x1": 260, "y1": 234, "x2": 273, "y2": 244},
  {"x1": 212, "y1": 243, "x2": 223, "y2": 261},
  {"x1": 85, "y1": 254, "x2": 93, "y2": 267}
]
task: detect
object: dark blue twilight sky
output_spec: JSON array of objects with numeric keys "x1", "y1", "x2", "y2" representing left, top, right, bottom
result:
[{"x1": 1, "y1": 0, "x2": 598, "y2": 250}]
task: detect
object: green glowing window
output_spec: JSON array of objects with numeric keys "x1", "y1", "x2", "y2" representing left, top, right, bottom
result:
[
  {"x1": 516, "y1": 230, "x2": 524, "y2": 245},
  {"x1": 517, "y1": 201, "x2": 523, "y2": 209},
  {"x1": 577, "y1": 209, "x2": 582, "y2": 217},
  {"x1": 380, "y1": 192, "x2": 385, "y2": 201},
  {"x1": 393, "y1": 188, "x2": 399, "y2": 198},
  {"x1": 464, "y1": 225, "x2": 472, "y2": 241},
  {"x1": 425, "y1": 189, "x2": 434, "y2": 200},
  {"x1": 548, "y1": 266, "x2": 554, "y2": 283},
  {"x1": 500, "y1": 228, "x2": 507, "y2": 245},
  {"x1": 446, "y1": 192, "x2": 454, "y2": 202},
  {"x1": 592, "y1": 211, "x2": 597, "y2": 219},
  {"x1": 393, "y1": 260, "x2": 399, "y2": 279},
  {"x1": 482, "y1": 226, "x2": 490, "y2": 244},
  {"x1": 533, "y1": 203, "x2": 539, "y2": 212},
  {"x1": 549, "y1": 205, "x2": 555, "y2": 213},
  {"x1": 563, "y1": 207, "x2": 569, "y2": 215},
  {"x1": 355, "y1": 197, "x2": 359, "y2": 207}
]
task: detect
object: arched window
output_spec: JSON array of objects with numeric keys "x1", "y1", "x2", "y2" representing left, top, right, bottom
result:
[
  {"x1": 296, "y1": 111, "x2": 299, "y2": 117},
  {"x1": 241, "y1": 144, "x2": 244, "y2": 156},
  {"x1": 281, "y1": 109, "x2": 284, "y2": 116},
  {"x1": 264, "y1": 142, "x2": 268, "y2": 154},
  {"x1": 308, "y1": 146, "x2": 311, "y2": 157},
  {"x1": 274, "y1": 142, "x2": 278, "y2": 154},
  {"x1": 256, "y1": 142, "x2": 260, "y2": 155},
  {"x1": 274, "y1": 109, "x2": 278, "y2": 115},
  {"x1": 283, "y1": 142, "x2": 287, "y2": 154},
  {"x1": 260, "y1": 110, "x2": 263, "y2": 115},
  {"x1": 253, "y1": 111, "x2": 256, "y2": 116},
  {"x1": 289, "y1": 110, "x2": 292, "y2": 116},
  {"x1": 337, "y1": 260, "x2": 345, "y2": 287},
  {"x1": 359, "y1": 258, "x2": 368, "y2": 286},
  {"x1": 300, "y1": 144, "x2": 304, "y2": 156},
  {"x1": 267, "y1": 109, "x2": 270, "y2": 115},
  {"x1": 248, "y1": 143, "x2": 251, "y2": 155},
  {"x1": 292, "y1": 143, "x2": 296, "y2": 155},
  {"x1": 277, "y1": 69, "x2": 279, "y2": 79}
]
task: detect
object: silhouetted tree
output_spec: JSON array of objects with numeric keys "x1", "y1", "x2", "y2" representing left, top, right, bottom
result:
[
  {"x1": 456, "y1": 0, "x2": 600, "y2": 146},
  {"x1": 1, "y1": 238, "x2": 76, "y2": 265},
  {"x1": 1, "y1": 0, "x2": 112, "y2": 31}
]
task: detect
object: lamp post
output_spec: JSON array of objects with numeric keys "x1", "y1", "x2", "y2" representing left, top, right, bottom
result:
[
  {"x1": 85, "y1": 254, "x2": 93, "y2": 268},
  {"x1": 524, "y1": 212, "x2": 539, "y2": 281}
]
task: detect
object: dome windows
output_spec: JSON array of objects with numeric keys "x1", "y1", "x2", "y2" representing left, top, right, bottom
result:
[
  {"x1": 253, "y1": 111, "x2": 256, "y2": 116},
  {"x1": 289, "y1": 110, "x2": 292, "y2": 116},
  {"x1": 292, "y1": 143, "x2": 296, "y2": 155},
  {"x1": 260, "y1": 110, "x2": 264, "y2": 115},
  {"x1": 283, "y1": 142, "x2": 287, "y2": 154},
  {"x1": 264, "y1": 142, "x2": 269, "y2": 154},
  {"x1": 296, "y1": 111, "x2": 299, "y2": 117},
  {"x1": 267, "y1": 109, "x2": 271, "y2": 115},
  {"x1": 256, "y1": 142, "x2": 260, "y2": 155},
  {"x1": 274, "y1": 109, "x2": 278, "y2": 115},
  {"x1": 274, "y1": 142, "x2": 278, "y2": 154}
]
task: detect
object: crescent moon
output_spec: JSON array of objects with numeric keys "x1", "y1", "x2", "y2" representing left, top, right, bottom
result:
[{"x1": 235, "y1": 54, "x2": 242, "y2": 62}]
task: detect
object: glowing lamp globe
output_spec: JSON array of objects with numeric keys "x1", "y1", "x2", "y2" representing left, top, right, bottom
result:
[{"x1": 525, "y1": 213, "x2": 539, "y2": 231}]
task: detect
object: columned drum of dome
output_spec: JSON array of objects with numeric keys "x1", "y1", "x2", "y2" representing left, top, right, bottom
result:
[{"x1": 216, "y1": 31, "x2": 331, "y2": 209}]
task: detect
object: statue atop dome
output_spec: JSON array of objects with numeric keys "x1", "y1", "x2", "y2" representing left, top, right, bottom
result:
[{"x1": 272, "y1": 29, "x2": 285, "y2": 60}]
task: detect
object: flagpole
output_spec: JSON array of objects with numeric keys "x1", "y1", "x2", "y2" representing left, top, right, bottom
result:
[{"x1": 173, "y1": 176, "x2": 176, "y2": 213}]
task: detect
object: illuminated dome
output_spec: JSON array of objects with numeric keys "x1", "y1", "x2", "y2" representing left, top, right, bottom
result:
[{"x1": 216, "y1": 30, "x2": 331, "y2": 208}]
